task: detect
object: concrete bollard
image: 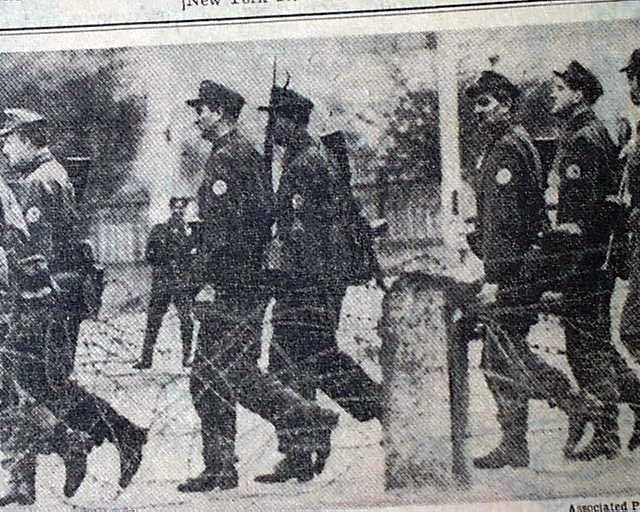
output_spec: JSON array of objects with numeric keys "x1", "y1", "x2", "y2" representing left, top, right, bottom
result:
[{"x1": 378, "y1": 271, "x2": 480, "y2": 491}]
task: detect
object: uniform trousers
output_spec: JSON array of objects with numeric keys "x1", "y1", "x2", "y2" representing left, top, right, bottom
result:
[
  {"x1": 190, "y1": 286, "x2": 333, "y2": 471},
  {"x1": 269, "y1": 283, "x2": 382, "y2": 453},
  {"x1": 561, "y1": 273, "x2": 640, "y2": 438},
  {"x1": 480, "y1": 289, "x2": 576, "y2": 442},
  {"x1": 2, "y1": 293, "x2": 140, "y2": 490},
  {"x1": 142, "y1": 278, "x2": 195, "y2": 361}
]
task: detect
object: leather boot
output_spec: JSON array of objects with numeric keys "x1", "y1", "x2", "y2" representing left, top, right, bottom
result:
[
  {"x1": 55, "y1": 428, "x2": 92, "y2": 498},
  {"x1": 133, "y1": 331, "x2": 156, "y2": 369},
  {"x1": 254, "y1": 451, "x2": 314, "y2": 484},
  {"x1": 473, "y1": 440, "x2": 530, "y2": 469},
  {"x1": 556, "y1": 390, "x2": 599, "y2": 458},
  {"x1": 117, "y1": 424, "x2": 148, "y2": 488},
  {"x1": 0, "y1": 454, "x2": 36, "y2": 506},
  {"x1": 274, "y1": 407, "x2": 340, "y2": 475},
  {"x1": 474, "y1": 402, "x2": 529, "y2": 469},
  {"x1": 177, "y1": 463, "x2": 238, "y2": 493},
  {"x1": 133, "y1": 347, "x2": 153, "y2": 369},
  {"x1": 256, "y1": 408, "x2": 339, "y2": 483},
  {"x1": 311, "y1": 409, "x2": 340, "y2": 475},
  {"x1": 571, "y1": 414, "x2": 620, "y2": 461}
]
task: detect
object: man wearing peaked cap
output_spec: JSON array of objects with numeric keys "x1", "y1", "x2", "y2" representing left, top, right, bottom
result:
[
  {"x1": 552, "y1": 60, "x2": 603, "y2": 111},
  {"x1": 178, "y1": 80, "x2": 338, "y2": 494},
  {"x1": 621, "y1": 49, "x2": 640, "y2": 106},
  {"x1": 618, "y1": 49, "x2": 640, "y2": 454},
  {"x1": 186, "y1": 80, "x2": 246, "y2": 122},
  {"x1": 255, "y1": 83, "x2": 383, "y2": 483},
  {"x1": 465, "y1": 70, "x2": 521, "y2": 104},
  {"x1": 258, "y1": 86, "x2": 315, "y2": 129},
  {"x1": 464, "y1": 70, "x2": 591, "y2": 470},
  {"x1": 133, "y1": 196, "x2": 197, "y2": 370},
  {"x1": 0, "y1": 107, "x2": 148, "y2": 505},
  {"x1": 542, "y1": 60, "x2": 640, "y2": 461},
  {"x1": 0, "y1": 108, "x2": 77, "y2": 269}
]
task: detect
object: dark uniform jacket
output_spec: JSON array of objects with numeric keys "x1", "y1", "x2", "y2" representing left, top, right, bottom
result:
[
  {"x1": 626, "y1": 141, "x2": 640, "y2": 209},
  {"x1": 272, "y1": 133, "x2": 358, "y2": 288},
  {"x1": 197, "y1": 129, "x2": 273, "y2": 288},
  {"x1": 473, "y1": 121, "x2": 545, "y2": 288},
  {"x1": 11, "y1": 149, "x2": 78, "y2": 272},
  {"x1": 146, "y1": 216, "x2": 195, "y2": 292},
  {"x1": 550, "y1": 106, "x2": 617, "y2": 279}
]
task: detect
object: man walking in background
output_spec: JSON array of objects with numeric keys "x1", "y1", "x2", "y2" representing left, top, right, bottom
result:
[{"x1": 134, "y1": 196, "x2": 196, "y2": 369}]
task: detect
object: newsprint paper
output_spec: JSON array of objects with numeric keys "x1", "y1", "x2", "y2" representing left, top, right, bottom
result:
[{"x1": 0, "y1": 1, "x2": 640, "y2": 511}]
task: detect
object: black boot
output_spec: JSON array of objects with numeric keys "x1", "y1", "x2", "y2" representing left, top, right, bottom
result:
[
  {"x1": 311, "y1": 409, "x2": 340, "y2": 475},
  {"x1": 254, "y1": 451, "x2": 314, "y2": 484},
  {"x1": 0, "y1": 488, "x2": 35, "y2": 507},
  {"x1": 572, "y1": 434, "x2": 620, "y2": 461},
  {"x1": 0, "y1": 454, "x2": 36, "y2": 506},
  {"x1": 563, "y1": 413, "x2": 589, "y2": 459},
  {"x1": 571, "y1": 415, "x2": 620, "y2": 461},
  {"x1": 177, "y1": 464, "x2": 238, "y2": 493},
  {"x1": 132, "y1": 358, "x2": 152, "y2": 370},
  {"x1": 556, "y1": 390, "x2": 598, "y2": 459},
  {"x1": 117, "y1": 424, "x2": 148, "y2": 488},
  {"x1": 473, "y1": 441, "x2": 530, "y2": 469},
  {"x1": 133, "y1": 350, "x2": 153, "y2": 370},
  {"x1": 133, "y1": 333, "x2": 156, "y2": 369},
  {"x1": 55, "y1": 428, "x2": 92, "y2": 498},
  {"x1": 474, "y1": 401, "x2": 529, "y2": 469}
]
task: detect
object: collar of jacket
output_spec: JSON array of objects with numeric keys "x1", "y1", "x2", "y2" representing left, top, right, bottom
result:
[
  {"x1": 564, "y1": 104, "x2": 596, "y2": 136},
  {"x1": 205, "y1": 127, "x2": 237, "y2": 154},
  {"x1": 486, "y1": 117, "x2": 513, "y2": 145},
  {"x1": 16, "y1": 147, "x2": 55, "y2": 178}
]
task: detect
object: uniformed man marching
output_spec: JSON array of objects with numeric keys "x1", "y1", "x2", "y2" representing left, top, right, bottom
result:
[
  {"x1": 465, "y1": 71, "x2": 592, "y2": 469},
  {"x1": 134, "y1": 196, "x2": 196, "y2": 369},
  {"x1": 543, "y1": 61, "x2": 640, "y2": 460},
  {"x1": 0, "y1": 163, "x2": 91, "y2": 506},
  {"x1": 178, "y1": 81, "x2": 338, "y2": 494},
  {"x1": 620, "y1": 50, "x2": 640, "y2": 359},
  {"x1": 0, "y1": 109, "x2": 148, "y2": 505},
  {"x1": 617, "y1": 50, "x2": 640, "y2": 452},
  {"x1": 255, "y1": 85, "x2": 383, "y2": 483}
]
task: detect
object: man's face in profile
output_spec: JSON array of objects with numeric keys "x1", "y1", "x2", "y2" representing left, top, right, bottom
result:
[
  {"x1": 550, "y1": 76, "x2": 580, "y2": 115},
  {"x1": 628, "y1": 73, "x2": 640, "y2": 107},
  {"x1": 1, "y1": 132, "x2": 33, "y2": 170},
  {"x1": 194, "y1": 103, "x2": 222, "y2": 136}
]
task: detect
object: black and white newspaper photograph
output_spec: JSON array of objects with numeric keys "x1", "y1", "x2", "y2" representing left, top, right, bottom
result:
[{"x1": 0, "y1": 1, "x2": 638, "y2": 511}]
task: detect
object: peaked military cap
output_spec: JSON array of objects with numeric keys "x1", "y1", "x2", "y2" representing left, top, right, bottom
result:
[
  {"x1": 258, "y1": 87, "x2": 314, "y2": 126},
  {"x1": 621, "y1": 49, "x2": 640, "y2": 77},
  {"x1": 553, "y1": 61, "x2": 603, "y2": 105},
  {"x1": 186, "y1": 80, "x2": 245, "y2": 119},
  {"x1": 465, "y1": 70, "x2": 520, "y2": 103},
  {"x1": 169, "y1": 196, "x2": 189, "y2": 209},
  {"x1": 0, "y1": 108, "x2": 46, "y2": 137}
]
